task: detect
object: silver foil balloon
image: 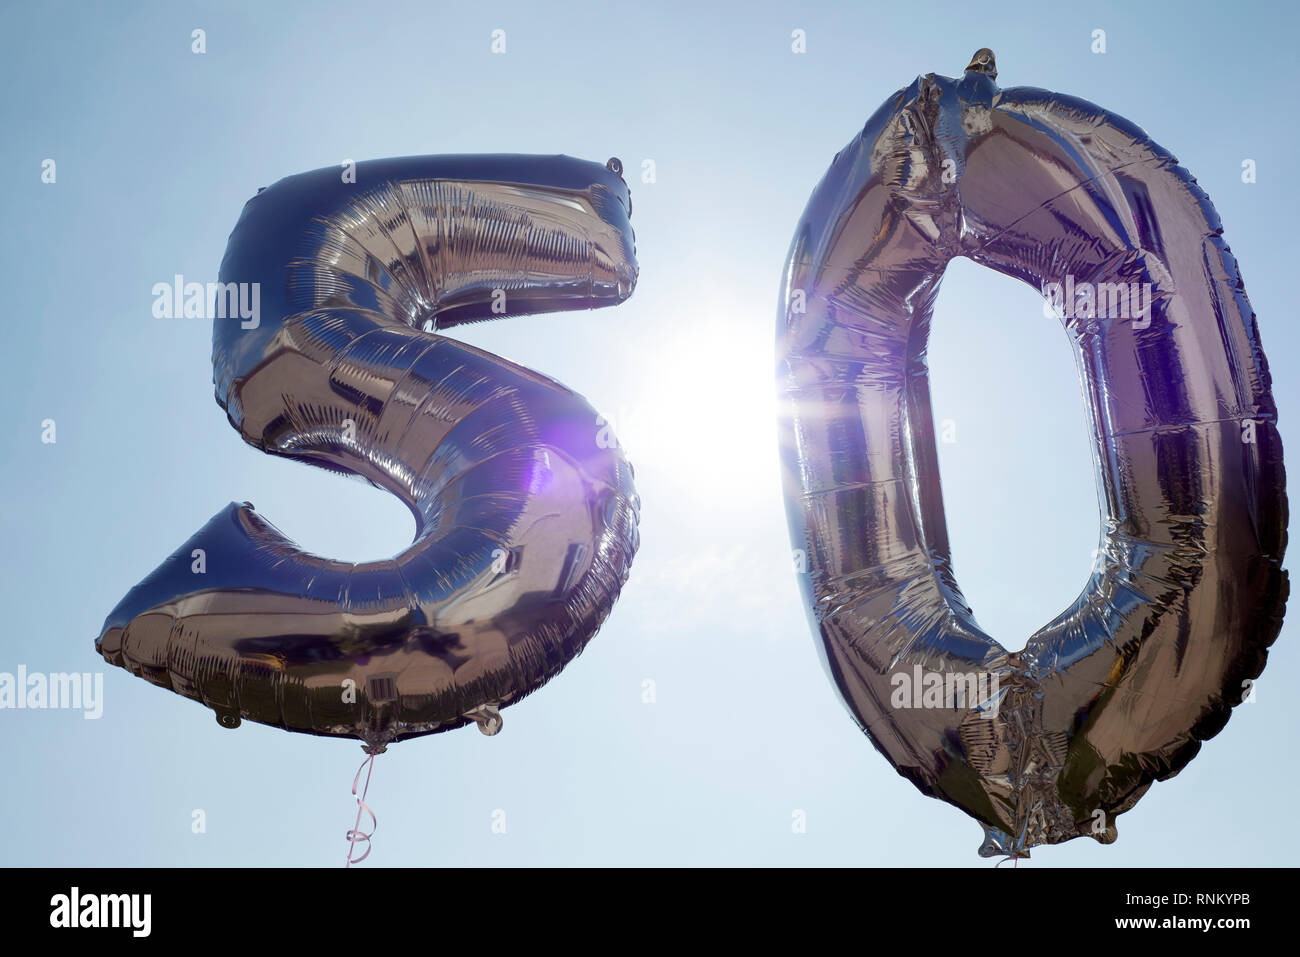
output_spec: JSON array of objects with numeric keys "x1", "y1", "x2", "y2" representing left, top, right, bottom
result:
[
  {"x1": 777, "y1": 51, "x2": 1287, "y2": 856},
  {"x1": 97, "y1": 154, "x2": 640, "y2": 752}
]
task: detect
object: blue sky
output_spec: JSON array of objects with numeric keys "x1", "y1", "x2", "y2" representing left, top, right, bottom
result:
[{"x1": 1, "y1": 0, "x2": 1297, "y2": 866}]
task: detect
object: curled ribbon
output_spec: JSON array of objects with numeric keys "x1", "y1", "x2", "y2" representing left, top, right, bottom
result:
[{"x1": 345, "y1": 751, "x2": 378, "y2": 867}]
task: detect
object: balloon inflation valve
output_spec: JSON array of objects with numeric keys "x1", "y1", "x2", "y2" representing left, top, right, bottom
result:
[
  {"x1": 465, "y1": 703, "x2": 502, "y2": 736},
  {"x1": 965, "y1": 48, "x2": 997, "y2": 80},
  {"x1": 978, "y1": 824, "x2": 1029, "y2": 860}
]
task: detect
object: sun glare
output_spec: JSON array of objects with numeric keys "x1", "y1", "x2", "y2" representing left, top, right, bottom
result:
[{"x1": 609, "y1": 317, "x2": 780, "y2": 503}]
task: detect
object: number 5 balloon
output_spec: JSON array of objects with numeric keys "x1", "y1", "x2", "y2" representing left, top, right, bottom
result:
[
  {"x1": 97, "y1": 154, "x2": 640, "y2": 753},
  {"x1": 778, "y1": 51, "x2": 1287, "y2": 856}
]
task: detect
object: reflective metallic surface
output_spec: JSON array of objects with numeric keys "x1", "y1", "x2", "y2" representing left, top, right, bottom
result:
[
  {"x1": 97, "y1": 154, "x2": 640, "y2": 752},
  {"x1": 777, "y1": 51, "x2": 1287, "y2": 856}
]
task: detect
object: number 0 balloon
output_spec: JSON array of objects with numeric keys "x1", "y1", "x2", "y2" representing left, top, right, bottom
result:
[
  {"x1": 96, "y1": 154, "x2": 640, "y2": 756},
  {"x1": 777, "y1": 51, "x2": 1287, "y2": 856}
]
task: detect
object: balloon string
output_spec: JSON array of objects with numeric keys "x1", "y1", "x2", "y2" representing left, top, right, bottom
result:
[{"x1": 345, "y1": 752, "x2": 378, "y2": 867}]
